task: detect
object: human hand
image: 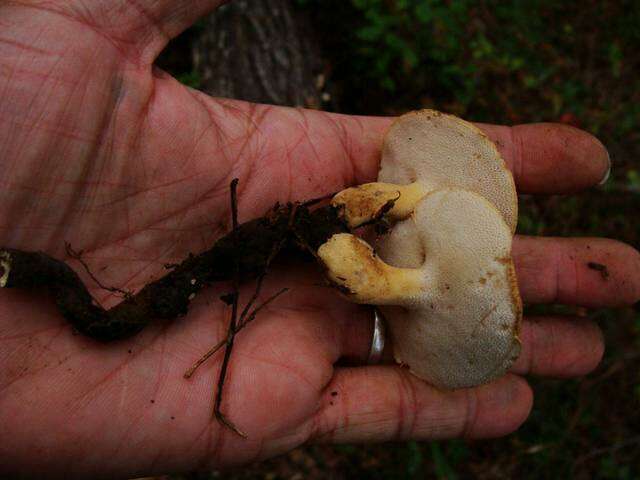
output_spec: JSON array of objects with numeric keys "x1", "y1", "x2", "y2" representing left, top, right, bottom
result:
[{"x1": 1, "y1": 1, "x2": 639, "y2": 478}]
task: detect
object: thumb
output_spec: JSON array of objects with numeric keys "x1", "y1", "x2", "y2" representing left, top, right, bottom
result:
[{"x1": 42, "y1": 1, "x2": 230, "y2": 64}]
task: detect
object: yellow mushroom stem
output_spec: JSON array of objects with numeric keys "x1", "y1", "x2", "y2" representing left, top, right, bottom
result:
[
  {"x1": 317, "y1": 233, "x2": 425, "y2": 305},
  {"x1": 0, "y1": 251, "x2": 11, "y2": 288},
  {"x1": 331, "y1": 182, "x2": 428, "y2": 228}
]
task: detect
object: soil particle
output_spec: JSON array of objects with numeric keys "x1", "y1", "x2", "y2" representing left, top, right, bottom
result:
[{"x1": 587, "y1": 262, "x2": 609, "y2": 280}]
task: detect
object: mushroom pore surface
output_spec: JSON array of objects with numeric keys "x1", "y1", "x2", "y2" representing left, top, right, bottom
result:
[
  {"x1": 377, "y1": 189, "x2": 522, "y2": 389},
  {"x1": 319, "y1": 189, "x2": 521, "y2": 389}
]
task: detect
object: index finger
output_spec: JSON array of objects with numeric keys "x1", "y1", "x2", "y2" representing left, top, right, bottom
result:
[
  {"x1": 477, "y1": 122, "x2": 610, "y2": 194},
  {"x1": 269, "y1": 109, "x2": 611, "y2": 196}
]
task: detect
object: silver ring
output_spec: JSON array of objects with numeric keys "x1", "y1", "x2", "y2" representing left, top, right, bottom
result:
[{"x1": 367, "y1": 307, "x2": 386, "y2": 364}]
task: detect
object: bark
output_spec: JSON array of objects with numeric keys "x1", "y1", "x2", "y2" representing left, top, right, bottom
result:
[{"x1": 192, "y1": 0, "x2": 327, "y2": 108}]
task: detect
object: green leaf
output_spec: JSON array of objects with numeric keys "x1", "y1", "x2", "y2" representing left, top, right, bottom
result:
[
  {"x1": 430, "y1": 441, "x2": 457, "y2": 480},
  {"x1": 176, "y1": 71, "x2": 202, "y2": 89},
  {"x1": 356, "y1": 24, "x2": 383, "y2": 41}
]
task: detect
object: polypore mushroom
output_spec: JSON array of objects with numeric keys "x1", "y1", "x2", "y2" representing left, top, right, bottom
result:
[
  {"x1": 319, "y1": 189, "x2": 521, "y2": 388},
  {"x1": 332, "y1": 110, "x2": 517, "y2": 232},
  {"x1": 319, "y1": 109, "x2": 522, "y2": 389}
]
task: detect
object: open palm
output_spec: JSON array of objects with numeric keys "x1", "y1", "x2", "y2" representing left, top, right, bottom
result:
[{"x1": 1, "y1": 1, "x2": 639, "y2": 478}]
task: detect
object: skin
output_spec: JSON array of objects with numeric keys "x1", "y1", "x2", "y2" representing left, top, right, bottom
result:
[{"x1": 0, "y1": 1, "x2": 639, "y2": 478}]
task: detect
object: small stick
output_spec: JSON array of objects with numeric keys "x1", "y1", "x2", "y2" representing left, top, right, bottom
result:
[
  {"x1": 186, "y1": 191, "x2": 299, "y2": 436},
  {"x1": 238, "y1": 287, "x2": 288, "y2": 330},
  {"x1": 212, "y1": 178, "x2": 246, "y2": 437},
  {"x1": 183, "y1": 286, "x2": 289, "y2": 379},
  {"x1": 210, "y1": 286, "x2": 288, "y2": 437},
  {"x1": 235, "y1": 234, "x2": 285, "y2": 327},
  {"x1": 183, "y1": 337, "x2": 226, "y2": 379},
  {"x1": 213, "y1": 290, "x2": 245, "y2": 436},
  {"x1": 184, "y1": 211, "x2": 285, "y2": 380}
]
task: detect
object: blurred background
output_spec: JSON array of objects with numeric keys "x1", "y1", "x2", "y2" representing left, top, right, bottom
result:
[{"x1": 156, "y1": 1, "x2": 640, "y2": 478}]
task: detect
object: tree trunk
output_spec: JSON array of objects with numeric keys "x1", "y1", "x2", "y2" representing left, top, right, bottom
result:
[{"x1": 192, "y1": 0, "x2": 327, "y2": 108}]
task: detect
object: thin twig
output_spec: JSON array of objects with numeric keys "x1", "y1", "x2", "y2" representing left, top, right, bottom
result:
[
  {"x1": 212, "y1": 178, "x2": 246, "y2": 437},
  {"x1": 186, "y1": 187, "x2": 298, "y2": 436},
  {"x1": 183, "y1": 233, "x2": 285, "y2": 379},
  {"x1": 64, "y1": 242, "x2": 132, "y2": 298},
  {"x1": 236, "y1": 275, "x2": 266, "y2": 329},
  {"x1": 183, "y1": 286, "x2": 289, "y2": 380},
  {"x1": 183, "y1": 338, "x2": 226, "y2": 379},
  {"x1": 236, "y1": 245, "x2": 280, "y2": 325},
  {"x1": 213, "y1": 289, "x2": 245, "y2": 436},
  {"x1": 229, "y1": 203, "x2": 293, "y2": 335},
  {"x1": 238, "y1": 287, "x2": 289, "y2": 330}
]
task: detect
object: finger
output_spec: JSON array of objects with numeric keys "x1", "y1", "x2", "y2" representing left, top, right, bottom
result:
[
  {"x1": 478, "y1": 123, "x2": 610, "y2": 193},
  {"x1": 127, "y1": 1, "x2": 226, "y2": 61},
  {"x1": 511, "y1": 316, "x2": 604, "y2": 377},
  {"x1": 137, "y1": 80, "x2": 611, "y2": 214},
  {"x1": 275, "y1": 112, "x2": 611, "y2": 195},
  {"x1": 310, "y1": 370, "x2": 532, "y2": 442},
  {"x1": 513, "y1": 236, "x2": 640, "y2": 307},
  {"x1": 338, "y1": 313, "x2": 603, "y2": 378},
  {"x1": 196, "y1": 104, "x2": 609, "y2": 201}
]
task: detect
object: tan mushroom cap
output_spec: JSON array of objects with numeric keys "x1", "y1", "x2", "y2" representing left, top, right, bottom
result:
[
  {"x1": 318, "y1": 188, "x2": 522, "y2": 389},
  {"x1": 378, "y1": 109, "x2": 518, "y2": 233},
  {"x1": 377, "y1": 189, "x2": 522, "y2": 389}
]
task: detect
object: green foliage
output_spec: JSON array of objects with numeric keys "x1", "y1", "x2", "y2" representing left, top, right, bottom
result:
[
  {"x1": 429, "y1": 441, "x2": 465, "y2": 479},
  {"x1": 176, "y1": 71, "x2": 202, "y2": 89},
  {"x1": 517, "y1": 207, "x2": 546, "y2": 236},
  {"x1": 299, "y1": 0, "x2": 640, "y2": 146},
  {"x1": 348, "y1": 0, "x2": 476, "y2": 97},
  {"x1": 627, "y1": 169, "x2": 640, "y2": 190},
  {"x1": 598, "y1": 455, "x2": 634, "y2": 480},
  {"x1": 402, "y1": 440, "x2": 423, "y2": 477}
]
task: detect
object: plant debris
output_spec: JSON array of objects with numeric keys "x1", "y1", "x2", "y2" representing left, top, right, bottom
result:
[{"x1": 587, "y1": 262, "x2": 610, "y2": 280}]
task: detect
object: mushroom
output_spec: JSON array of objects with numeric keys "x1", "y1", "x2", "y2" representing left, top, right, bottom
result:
[
  {"x1": 319, "y1": 109, "x2": 522, "y2": 389},
  {"x1": 319, "y1": 189, "x2": 521, "y2": 388},
  {"x1": 332, "y1": 110, "x2": 518, "y2": 232}
]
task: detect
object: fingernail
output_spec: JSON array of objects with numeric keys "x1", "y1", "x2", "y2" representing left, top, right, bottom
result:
[{"x1": 598, "y1": 149, "x2": 611, "y2": 185}]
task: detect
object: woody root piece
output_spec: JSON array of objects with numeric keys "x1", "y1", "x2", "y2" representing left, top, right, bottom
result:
[{"x1": 318, "y1": 110, "x2": 522, "y2": 389}]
